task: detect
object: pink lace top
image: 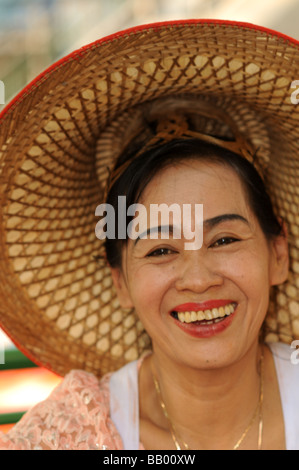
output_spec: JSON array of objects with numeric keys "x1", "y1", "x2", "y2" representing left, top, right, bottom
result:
[{"x1": 0, "y1": 369, "x2": 139, "y2": 450}]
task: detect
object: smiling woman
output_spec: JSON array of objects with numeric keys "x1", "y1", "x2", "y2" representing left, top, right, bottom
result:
[
  {"x1": 0, "y1": 19, "x2": 298, "y2": 450},
  {"x1": 108, "y1": 142, "x2": 289, "y2": 449}
]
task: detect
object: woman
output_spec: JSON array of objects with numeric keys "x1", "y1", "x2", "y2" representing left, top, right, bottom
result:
[
  {"x1": 0, "y1": 19, "x2": 298, "y2": 450},
  {"x1": 106, "y1": 132, "x2": 291, "y2": 451}
]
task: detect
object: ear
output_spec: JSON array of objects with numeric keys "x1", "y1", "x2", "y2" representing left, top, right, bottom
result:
[
  {"x1": 110, "y1": 267, "x2": 134, "y2": 309},
  {"x1": 269, "y1": 220, "x2": 289, "y2": 286}
]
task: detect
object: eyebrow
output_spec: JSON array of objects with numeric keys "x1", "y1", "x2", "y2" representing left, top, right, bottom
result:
[
  {"x1": 134, "y1": 225, "x2": 175, "y2": 245},
  {"x1": 204, "y1": 213, "x2": 249, "y2": 229},
  {"x1": 133, "y1": 213, "x2": 249, "y2": 245}
]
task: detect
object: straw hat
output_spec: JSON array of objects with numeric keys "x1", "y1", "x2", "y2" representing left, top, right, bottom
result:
[{"x1": 0, "y1": 19, "x2": 298, "y2": 378}]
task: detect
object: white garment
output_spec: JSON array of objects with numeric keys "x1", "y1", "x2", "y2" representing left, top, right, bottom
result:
[
  {"x1": 110, "y1": 342, "x2": 299, "y2": 450},
  {"x1": 269, "y1": 342, "x2": 299, "y2": 450}
]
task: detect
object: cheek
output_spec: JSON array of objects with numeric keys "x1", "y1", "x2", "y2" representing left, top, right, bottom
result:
[
  {"x1": 227, "y1": 253, "x2": 272, "y2": 328},
  {"x1": 219, "y1": 248, "x2": 271, "y2": 295},
  {"x1": 128, "y1": 265, "x2": 175, "y2": 315}
]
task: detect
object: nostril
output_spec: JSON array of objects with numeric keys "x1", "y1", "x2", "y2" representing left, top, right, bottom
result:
[{"x1": 174, "y1": 268, "x2": 223, "y2": 293}]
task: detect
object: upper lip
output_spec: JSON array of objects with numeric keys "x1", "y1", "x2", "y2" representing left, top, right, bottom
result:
[{"x1": 171, "y1": 300, "x2": 236, "y2": 312}]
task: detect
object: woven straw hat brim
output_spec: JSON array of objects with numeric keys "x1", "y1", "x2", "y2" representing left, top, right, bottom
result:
[{"x1": 0, "y1": 19, "x2": 298, "y2": 378}]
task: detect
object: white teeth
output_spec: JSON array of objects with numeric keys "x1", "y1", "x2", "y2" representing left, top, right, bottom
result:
[
  {"x1": 178, "y1": 312, "x2": 185, "y2": 323},
  {"x1": 205, "y1": 310, "x2": 213, "y2": 320},
  {"x1": 218, "y1": 307, "x2": 225, "y2": 317},
  {"x1": 197, "y1": 311, "x2": 205, "y2": 321},
  {"x1": 214, "y1": 317, "x2": 224, "y2": 324},
  {"x1": 224, "y1": 305, "x2": 231, "y2": 315},
  {"x1": 191, "y1": 311, "x2": 197, "y2": 322},
  {"x1": 185, "y1": 312, "x2": 191, "y2": 323},
  {"x1": 174, "y1": 303, "x2": 236, "y2": 323},
  {"x1": 212, "y1": 308, "x2": 219, "y2": 319}
]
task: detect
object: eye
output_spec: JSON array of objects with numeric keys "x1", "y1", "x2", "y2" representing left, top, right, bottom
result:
[
  {"x1": 146, "y1": 247, "x2": 175, "y2": 257},
  {"x1": 211, "y1": 237, "x2": 240, "y2": 248}
]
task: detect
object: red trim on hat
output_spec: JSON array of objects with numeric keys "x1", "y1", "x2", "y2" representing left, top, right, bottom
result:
[
  {"x1": 91, "y1": 18, "x2": 299, "y2": 48},
  {"x1": 0, "y1": 319, "x2": 62, "y2": 377},
  {"x1": 0, "y1": 19, "x2": 298, "y2": 122}
]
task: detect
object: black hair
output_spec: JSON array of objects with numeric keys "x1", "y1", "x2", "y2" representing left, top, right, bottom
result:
[{"x1": 104, "y1": 138, "x2": 282, "y2": 267}]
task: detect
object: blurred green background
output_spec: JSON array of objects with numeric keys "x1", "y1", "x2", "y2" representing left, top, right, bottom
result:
[{"x1": 1, "y1": 0, "x2": 299, "y2": 111}]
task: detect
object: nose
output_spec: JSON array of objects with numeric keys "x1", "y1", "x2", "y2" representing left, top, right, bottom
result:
[{"x1": 174, "y1": 252, "x2": 223, "y2": 293}]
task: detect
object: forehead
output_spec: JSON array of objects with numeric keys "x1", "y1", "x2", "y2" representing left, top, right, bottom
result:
[{"x1": 138, "y1": 159, "x2": 250, "y2": 214}]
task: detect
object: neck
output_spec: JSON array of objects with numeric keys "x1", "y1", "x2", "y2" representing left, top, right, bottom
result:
[{"x1": 144, "y1": 340, "x2": 263, "y2": 450}]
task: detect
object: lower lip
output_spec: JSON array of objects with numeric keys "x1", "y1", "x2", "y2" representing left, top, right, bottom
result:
[{"x1": 173, "y1": 310, "x2": 237, "y2": 338}]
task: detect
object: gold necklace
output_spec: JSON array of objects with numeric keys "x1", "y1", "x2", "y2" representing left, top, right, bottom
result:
[{"x1": 152, "y1": 351, "x2": 264, "y2": 450}]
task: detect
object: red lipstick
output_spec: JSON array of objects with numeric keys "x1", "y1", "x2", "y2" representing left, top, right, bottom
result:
[
  {"x1": 170, "y1": 300, "x2": 237, "y2": 338},
  {"x1": 172, "y1": 300, "x2": 235, "y2": 312}
]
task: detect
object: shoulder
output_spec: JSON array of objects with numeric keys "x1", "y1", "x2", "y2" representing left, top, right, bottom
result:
[
  {"x1": 50, "y1": 369, "x2": 110, "y2": 405},
  {"x1": 0, "y1": 369, "x2": 123, "y2": 450}
]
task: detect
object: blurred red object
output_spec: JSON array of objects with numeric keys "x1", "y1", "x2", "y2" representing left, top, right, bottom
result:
[{"x1": 0, "y1": 367, "x2": 61, "y2": 433}]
